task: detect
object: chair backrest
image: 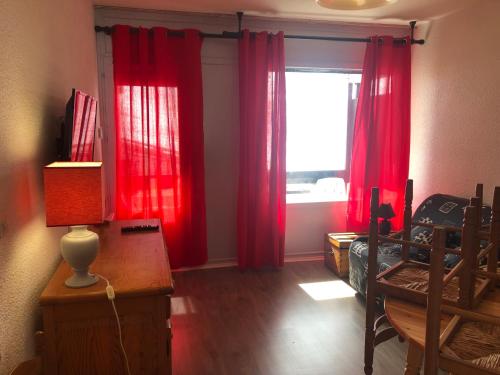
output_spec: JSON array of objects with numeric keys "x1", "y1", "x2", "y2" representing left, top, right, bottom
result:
[
  {"x1": 487, "y1": 187, "x2": 500, "y2": 278},
  {"x1": 424, "y1": 226, "x2": 447, "y2": 375},
  {"x1": 9, "y1": 358, "x2": 41, "y2": 375},
  {"x1": 401, "y1": 179, "x2": 413, "y2": 261},
  {"x1": 458, "y1": 204, "x2": 479, "y2": 309}
]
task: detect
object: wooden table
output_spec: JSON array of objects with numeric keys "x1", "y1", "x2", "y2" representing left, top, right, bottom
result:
[
  {"x1": 39, "y1": 219, "x2": 174, "y2": 375},
  {"x1": 385, "y1": 288, "x2": 500, "y2": 374}
]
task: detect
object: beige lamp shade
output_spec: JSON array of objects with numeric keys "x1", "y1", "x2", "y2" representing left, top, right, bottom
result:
[
  {"x1": 43, "y1": 162, "x2": 103, "y2": 227},
  {"x1": 316, "y1": 0, "x2": 398, "y2": 10}
]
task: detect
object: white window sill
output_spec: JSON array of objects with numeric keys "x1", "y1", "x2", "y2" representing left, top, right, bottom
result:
[
  {"x1": 286, "y1": 178, "x2": 348, "y2": 204},
  {"x1": 286, "y1": 193, "x2": 347, "y2": 204}
]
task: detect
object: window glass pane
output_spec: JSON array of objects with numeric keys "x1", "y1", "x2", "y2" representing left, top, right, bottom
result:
[
  {"x1": 285, "y1": 70, "x2": 361, "y2": 203},
  {"x1": 285, "y1": 71, "x2": 359, "y2": 172}
]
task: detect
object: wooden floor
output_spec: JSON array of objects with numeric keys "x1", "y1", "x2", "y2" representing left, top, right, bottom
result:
[{"x1": 171, "y1": 261, "x2": 408, "y2": 375}]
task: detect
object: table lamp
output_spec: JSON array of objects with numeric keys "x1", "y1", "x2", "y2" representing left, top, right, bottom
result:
[
  {"x1": 378, "y1": 203, "x2": 396, "y2": 235},
  {"x1": 44, "y1": 162, "x2": 103, "y2": 288}
]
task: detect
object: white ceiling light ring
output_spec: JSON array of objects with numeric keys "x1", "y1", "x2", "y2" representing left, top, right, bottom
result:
[{"x1": 316, "y1": 0, "x2": 399, "y2": 11}]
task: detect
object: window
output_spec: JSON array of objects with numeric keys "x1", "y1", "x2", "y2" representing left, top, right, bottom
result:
[{"x1": 285, "y1": 69, "x2": 361, "y2": 203}]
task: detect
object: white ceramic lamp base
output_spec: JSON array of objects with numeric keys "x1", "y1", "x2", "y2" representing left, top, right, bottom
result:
[
  {"x1": 61, "y1": 225, "x2": 99, "y2": 288},
  {"x1": 64, "y1": 272, "x2": 99, "y2": 288}
]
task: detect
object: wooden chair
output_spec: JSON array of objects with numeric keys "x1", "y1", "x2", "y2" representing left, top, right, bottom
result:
[
  {"x1": 9, "y1": 358, "x2": 41, "y2": 375},
  {"x1": 9, "y1": 331, "x2": 44, "y2": 375},
  {"x1": 424, "y1": 193, "x2": 500, "y2": 374},
  {"x1": 364, "y1": 181, "x2": 499, "y2": 375}
]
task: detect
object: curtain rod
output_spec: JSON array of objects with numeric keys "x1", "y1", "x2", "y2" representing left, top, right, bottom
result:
[{"x1": 94, "y1": 13, "x2": 424, "y2": 45}]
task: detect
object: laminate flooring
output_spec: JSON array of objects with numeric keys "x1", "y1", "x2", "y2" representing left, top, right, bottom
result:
[{"x1": 171, "y1": 261, "x2": 408, "y2": 375}]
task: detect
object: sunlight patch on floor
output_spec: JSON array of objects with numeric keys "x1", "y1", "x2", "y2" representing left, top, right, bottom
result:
[
  {"x1": 171, "y1": 296, "x2": 197, "y2": 315},
  {"x1": 299, "y1": 280, "x2": 356, "y2": 301}
]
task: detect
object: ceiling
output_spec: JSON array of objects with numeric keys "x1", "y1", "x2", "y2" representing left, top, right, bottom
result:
[{"x1": 94, "y1": 0, "x2": 477, "y2": 24}]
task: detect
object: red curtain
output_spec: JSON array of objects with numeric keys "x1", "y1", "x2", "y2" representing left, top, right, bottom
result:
[
  {"x1": 237, "y1": 30, "x2": 287, "y2": 270},
  {"x1": 111, "y1": 25, "x2": 207, "y2": 268},
  {"x1": 347, "y1": 36, "x2": 411, "y2": 231}
]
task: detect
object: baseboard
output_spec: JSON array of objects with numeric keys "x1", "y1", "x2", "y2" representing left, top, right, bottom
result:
[
  {"x1": 173, "y1": 251, "x2": 323, "y2": 272},
  {"x1": 173, "y1": 259, "x2": 238, "y2": 272},
  {"x1": 284, "y1": 251, "x2": 323, "y2": 262}
]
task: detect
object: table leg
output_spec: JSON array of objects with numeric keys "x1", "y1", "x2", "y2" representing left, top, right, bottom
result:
[{"x1": 404, "y1": 342, "x2": 423, "y2": 375}]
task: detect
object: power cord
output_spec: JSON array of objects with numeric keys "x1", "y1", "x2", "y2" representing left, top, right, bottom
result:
[{"x1": 93, "y1": 273, "x2": 132, "y2": 375}]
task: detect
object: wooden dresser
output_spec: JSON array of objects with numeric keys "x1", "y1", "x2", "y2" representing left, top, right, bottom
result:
[{"x1": 39, "y1": 219, "x2": 174, "y2": 375}]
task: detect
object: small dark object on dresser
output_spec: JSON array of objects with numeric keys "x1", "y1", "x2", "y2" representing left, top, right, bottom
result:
[{"x1": 121, "y1": 224, "x2": 160, "y2": 233}]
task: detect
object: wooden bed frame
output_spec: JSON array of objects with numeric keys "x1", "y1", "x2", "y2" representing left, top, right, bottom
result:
[{"x1": 363, "y1": 180, "x2": 500, "y2": 375}]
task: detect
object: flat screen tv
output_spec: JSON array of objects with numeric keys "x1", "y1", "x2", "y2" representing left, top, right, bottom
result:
[{"x1": 59, "y1": 89, "x2": 97, "y2": 161}]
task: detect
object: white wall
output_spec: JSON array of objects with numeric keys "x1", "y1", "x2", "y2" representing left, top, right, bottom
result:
[
  {"x1": 410, "y1": 0, "x2": 500, "y2": 206},
  {"x1": 95, "y1": 7, "x2": 407, "y2": 262},
  {"x1": 0, "y1": 0, "x2": 99, "y2": 372}
]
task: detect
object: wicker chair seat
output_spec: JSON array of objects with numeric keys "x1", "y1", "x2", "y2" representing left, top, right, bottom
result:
[
  {"x1": 383, "y1": 265, "x2": 484, "y2": 302},
  {"x1": 443, "y1": 321, "x2": 500, "y2": 371}
]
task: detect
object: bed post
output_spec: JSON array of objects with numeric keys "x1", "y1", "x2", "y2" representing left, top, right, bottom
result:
[
  {"x1": 364, "y1": 187, "x2": 379, "y2": 375},
  {"x1": 459, "y1": 205, "x2": 478, "y2": 309},
  {"x1": 401, "y1": 179, "x2": 413, "y2": 261},
  {"x1": 488, "y1": 187, "x2": 500, "y2": 288},
  {"x1": 424, "y1": 226, "x2": 446, "y2": 375}
]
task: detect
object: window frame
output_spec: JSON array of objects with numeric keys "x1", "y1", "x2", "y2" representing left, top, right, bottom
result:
[{"x1": 285, "y1": 67, "x2": 361, "y2": 188}]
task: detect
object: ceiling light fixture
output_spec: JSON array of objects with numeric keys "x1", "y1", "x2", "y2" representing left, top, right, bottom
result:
[{"x1": 316, "y1": 0, "x2": 398, "y2": 11}]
